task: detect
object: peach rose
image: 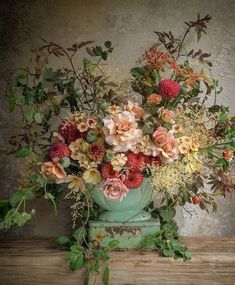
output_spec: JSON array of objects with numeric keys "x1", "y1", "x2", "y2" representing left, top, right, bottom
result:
[
  {"x1": 101, "y1": 178, "x2": 129, "y2": 201},
  {"x1": 103, "y1": 111, "x2": 142, "y2": 152},
  {"x1": 41, "y1": 162, "x2": 67, "y2": 184},
  {"x1": 153, "y1": 127, "x2": 179, "y2": 163},
  {"x1": 124, "y1": 101, "x2": 144, "y2": 119},
  {"x1": 223, "y1": 149, "x2": 234, "y2": 161},
  {"x1": 158, "y1": 108, "x2": 175, "y2": 123},
  {"x1": 147, "y1": 93, "x2": 162, "y2": 104}
]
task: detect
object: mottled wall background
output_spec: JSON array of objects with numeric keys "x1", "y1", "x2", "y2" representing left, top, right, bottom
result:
[{"x1": 0, "y1": 0, "x2": 234, "y2": 237}]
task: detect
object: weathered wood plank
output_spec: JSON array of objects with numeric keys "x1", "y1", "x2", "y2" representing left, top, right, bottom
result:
[{"x1": 0, "y1": 237, "x2": 234, "y2": 285}]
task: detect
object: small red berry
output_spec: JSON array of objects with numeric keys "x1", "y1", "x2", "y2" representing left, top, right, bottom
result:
[{"x1": 193, "y1": 195, "x2": 202, "y2": 205}]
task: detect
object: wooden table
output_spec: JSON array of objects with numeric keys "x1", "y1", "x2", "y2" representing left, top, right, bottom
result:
[{"x1": 0, "y1": 237, "x2": 234, "y2": 285}]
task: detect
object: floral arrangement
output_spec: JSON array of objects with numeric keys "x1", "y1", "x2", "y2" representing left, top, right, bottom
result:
[{"x1": 1, "y1": 14, "x2": 235, "y2": 283}]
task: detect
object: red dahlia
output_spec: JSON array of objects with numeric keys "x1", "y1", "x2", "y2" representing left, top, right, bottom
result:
[
  {"x1": 49, "y1": 143, "x2": 70, "y2": 160},
  {"x1": 145, "y1": 156, "x2": 161, "y2": 166},
  {"x1": 58, "y1": 119, "x2": 80, "y2": 144},
  {"x1": 101, "y1": 162, "x2": 119, "y2": 179},
  {"x1": 126, "y1": 151, "x2": 146, "y2": 171},
  {"x1": 123, "y1": 171, "x2": 144, "y2": 189},
  {"x1": 158, "y1": 79, "x2": 180, "y2": 98}
]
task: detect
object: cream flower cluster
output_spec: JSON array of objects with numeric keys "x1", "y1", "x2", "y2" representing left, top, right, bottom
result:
[
  {"x1": 110, "y1": 153, "x2": 127, "y2": 172},
  {"x1": 103, "y1": 110, "x2": 142, "y2": 152},
  {"x1": 131, "y1": 135, "x2": 157, "y2": 156}
]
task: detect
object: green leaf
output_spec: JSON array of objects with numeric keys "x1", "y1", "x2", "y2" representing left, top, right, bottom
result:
[
  {"x1": 7, "y1": 87, "x2": 16, "y2": 112},
  {"x1": 0, "y1": 200, "x2": 11, "y2": 217},
  {"x1": 218, "y1": 111, "x2": 228, "y2": 124},
  {"x1": 130, "y1": 67, "x2": 146, "y2": 77},
  {"x1": 107, "y1": 240, "x2": 119, "y2": 250},
  {"x1": 180, "y1": 85, "x2": 188, "y2": 95},
  {"x1": 10, "y1": 189, "x2": 34, "y2": 207},
  {"x1": 56, "y1": 235, "x2": 71, "y2": 246},
  {"x1": 206, "y1": 147, "x2": 214, "y2": 159},
  {"x1": 162, "y1": 248, "x2": 174, "y2": 257},
  {"x1": 103, "y1": 265, "x2": 110, "y2": 285},
  {"x1": 15, "y1": 73, "x2": 27, "y2": 85},
  {"x1": 143, "y1": 125, "x2": 154, "y2": 135},
  {"x1": 104, "y1": 41, "x2": 112, "y2": 49},
  {"x1": 13, "y1": 212, "x2": 31, "y2": 227},
  {"x1": 143, "y1": 234, "x2": 157, "y2": 246},
  {"x1": 23, "y1": 87, "x2": 34, "y2": 105},
  {"x1": 75, "y1": 90, "x2": 83, "y2": 98},
  {"x1": 216, "y1": 158, "x2": 229, "y2": 171},
  {"x1": 44, "y1": 67, "x2": 54, "y2": 81},
  {"x1": 23, "y1": 189, "x2": 34, "y2": 200},
  {"x1": 25, "y1": 106, "x2": 37, "y2": 122},
  {"x1": 73, "y1": 227, "x2": 87, "y2": 244},
  {"x1": 184, "y1": 251, "x2": 192, "y2": 260},
  {"x1": 159, "y1": 207, "x2": 176, "y2": 222},
  {"x1": 101, "y1": 51, "x2": 108, "y2": 60},
  {"x1": 93, "y1": 46, "x2": 103, "y2": 56},
  {"x1": 146, "y1": 86, "x2": 155, "y2": 96},
  {"x1": 151, "y1": 69, "x2": 161, "y2": 84},
  {"x1": 148, "y1": 201, "x2": 154, "y2": 209},
  {"x1": 68, "y1": 246, "x2": 85, "y2": 270},
  {"x1": 44, "y1": 109, "x2": 52, "y2": 121},
  {"x1": 15, "y1": 148, "x2": 31, "y2": 158},
  {"x1": 35, "y1": 175, "x2": 46, "y2": 187},
  {"x1": 34, "y1": 112, "x2": 42, "y2": 124},
  {"x1": 10, "y1": 191, "x2": 23, "y2": 207},
  {"x1": 44, "y1": 192, "x2": 54, "y2": 201}
]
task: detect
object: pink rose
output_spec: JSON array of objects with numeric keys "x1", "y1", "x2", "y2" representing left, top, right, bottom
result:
[
  {"x1": 153, "y1": 127, "x2": 179, "y2": 163},
  {"x1": 101, "y1": 178, "x2": 129, "y2": 201},
  {"x1": 41, "y1": 162, "x2": 67, "y2": 184}
]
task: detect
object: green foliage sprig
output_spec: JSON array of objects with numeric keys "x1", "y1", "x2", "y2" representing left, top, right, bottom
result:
[
  {"x1": 56, "y1": 227, "x2": 119, "y2": 285},
  {"x1": 143, "y1": 205, "x2": 192, "y2": 260}
]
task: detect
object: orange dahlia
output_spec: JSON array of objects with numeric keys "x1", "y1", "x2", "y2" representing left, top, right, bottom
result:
[
  {"x1": 126, "y1": 151, "x2": 146, "y2": 171},
  {"x1": 101, "y1": 162, "x2": 119, "y2": 179},
  {"x1": 87, "y1": 143, "x2": 105, "y2": 161},
  {"x1": 123, "y1": 171, "x2": 144, "y2": 189}
]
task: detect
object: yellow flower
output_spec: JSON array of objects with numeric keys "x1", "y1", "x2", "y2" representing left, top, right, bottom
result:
[
  {"x1": 172, "y1": 124, "x2": 182, "y2": 134},
  {"x1": 69, "y1": 139, "x2": 89, "y2": 160},
  {"x1": 111, "y1": 153, "x2": 127, "y2": 171},
  {"x1": 107, "y1": 105, "x2": 121, "y2": 114},
  {"x1": 67, "y1": 175, "x2": 85, "y2": 192},
  {"x1": 150, "y1": 161, "x2": 186, "y2": 194},
  {"x1": 83, "y1": 168, "x2": 101, "y2": 185},
  {"x1": 183, "y1": 153, "x2": 202, "y2": 174}
]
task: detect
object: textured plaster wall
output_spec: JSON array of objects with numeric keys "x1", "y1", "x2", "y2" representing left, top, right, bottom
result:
[{"x1": 0, "y1": 0, "x2": 235, "y2": 237}]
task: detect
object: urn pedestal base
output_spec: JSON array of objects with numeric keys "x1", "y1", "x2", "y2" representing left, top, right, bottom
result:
[{"x1": 88, "y1": 218, "x2": 160, "y2": 249}]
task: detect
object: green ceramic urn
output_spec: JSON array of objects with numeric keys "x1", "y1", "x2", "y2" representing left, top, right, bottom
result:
[{"x1": 91, "y1": 179, "x2": 153, "y2": 222}]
